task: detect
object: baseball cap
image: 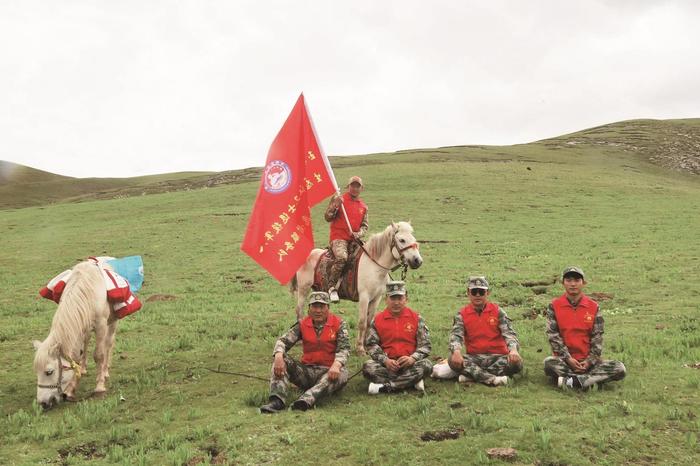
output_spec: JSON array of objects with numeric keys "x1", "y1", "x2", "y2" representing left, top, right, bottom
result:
[
  {"x1": 347, "y1": 176, "x2": 364, "y2": 187},
  {"x1": 308, "y1": 291, "x2": 330, "y2": 305},
  {"x1": 385, "y1": 280, "x2": 406, "y2": 296},
  {"x1": 562, "y1": 266, "x2": 585, "y2": 280},
  {"x1": 467, "y1": 276, "x2": 490, "y2": 290}
]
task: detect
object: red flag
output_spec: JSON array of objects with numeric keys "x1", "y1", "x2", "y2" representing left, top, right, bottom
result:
[{"x1": 241, "y1": 94, "x2": 337, "y2": 284}]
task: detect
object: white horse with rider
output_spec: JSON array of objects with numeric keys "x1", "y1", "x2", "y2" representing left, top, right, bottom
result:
[{"x1": 290, "y1": 221, "x2": 423, "y2": 354}]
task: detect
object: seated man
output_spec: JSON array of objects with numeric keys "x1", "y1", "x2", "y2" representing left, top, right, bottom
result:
[
  {"x1": 544, "y1": 266, "x2": 626, "y2": 390},
  {"x1": 445, "y1": 276, "x2": 522, "y2": 386},
  {"x1": 363, "y1": 281, "x2": 433, "y2": 394},
  {"x1": 260, "y1": 291, "x2": 349, "y2": 413}
]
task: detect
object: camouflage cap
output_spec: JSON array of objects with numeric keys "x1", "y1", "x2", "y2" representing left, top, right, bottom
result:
[
  {"x1": 467, "y1": 276, "x2": 489, "y2": 290},
  {"x1": 562, "y1": 266, "x2": 585, "y2": 280},
  {"x1": 308, "y1": 291, "x2": 330, "y2": 305},
  {"x1": 347, "y1": 175, "x2": 364, "y2": 187},
  {"x1": 385, "y1": 280, "x2": 406, "y2": 296}
]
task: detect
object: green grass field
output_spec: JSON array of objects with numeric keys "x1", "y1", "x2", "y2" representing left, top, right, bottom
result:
[{"x1": 1, "y1": 120, "x2": 699, "y2": 465}]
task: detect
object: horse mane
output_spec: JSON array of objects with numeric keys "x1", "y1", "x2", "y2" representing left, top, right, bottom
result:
[
  {"x1": 34, "y1": 261, "x2": 104, "y2": 370},
  {"x1": 365, "y1": 221, "x2": 413, "y2": 258}
]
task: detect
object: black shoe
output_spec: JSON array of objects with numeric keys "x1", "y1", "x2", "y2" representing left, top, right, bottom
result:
[
  {"x1": 260, "y1": 397, "x2": 285, "y2": 414},
  {"x1": 291, "y1": 399, "x2": 311, "y2": 411},
  {"x1": 572, "y1": 376, "x2": 583, "y2": 389}
]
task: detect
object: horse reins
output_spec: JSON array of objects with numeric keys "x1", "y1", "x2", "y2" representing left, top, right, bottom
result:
[{"x1": 355, "y1": 235, "x2": 419, "y2": 278}]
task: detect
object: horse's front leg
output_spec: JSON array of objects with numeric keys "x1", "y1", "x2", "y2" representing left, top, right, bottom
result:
[
  {"x1": 355, "y1": 295, "x2": 371, "y2": 355},
  {"x1": 103, "y1": 320, "x2": 118, "y2": 380},
  {"x1": 79, "y1": 332, "x2": 90, "y2": 376},
  {"x1": 295, "y1": 286, "x2": 308, "y2": 322},
  {"x1": 93, "y1": 322, "x2": 109, "y2": 393}
]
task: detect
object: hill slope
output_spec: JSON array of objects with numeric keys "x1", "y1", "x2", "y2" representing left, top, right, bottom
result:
[
  {"x1": 1, "y1": 122, "x2": 699, "y2": 464},
  {"x1": 539, "y1": 118, "x2": 700, "y2": 173},
  {"x1": 1, "y1": 118, "x2": 698, "y2": 210}
]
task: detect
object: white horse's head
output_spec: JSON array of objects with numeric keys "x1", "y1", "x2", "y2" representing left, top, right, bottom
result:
[
  {"x1": 33, "y1": 340, "x2": 78, "y2": 410},
  {"x1": 392, "y1": 221, "x2": 423, "y2": 269}
]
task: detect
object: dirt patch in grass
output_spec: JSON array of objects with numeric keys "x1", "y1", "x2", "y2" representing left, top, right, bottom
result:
[
  {"x1": 590, "y1": 292, "x2": 615, "y2": 301},
  {"x1": 486, "y1": 447, "x2": 517, "y2": 461},
  {"x1": 521, "y1": 278, "x2": 557, "y2": 287},
  {"x1": 58, "y1": 442, "x2": 104, "y2": 461},
  {"x1": 186, "y1": 445, "x2": 227, "y2": 465},
  {"x1": 146, "y1": 294, "x2": 178, "y2": 302},
  {"x1": 420, "y1": 427, "x2": 464, "y2": 442}
]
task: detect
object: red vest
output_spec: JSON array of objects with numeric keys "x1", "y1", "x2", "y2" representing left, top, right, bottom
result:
[
  {"x1": 460, "y1": 303, "x2": 508, "y2": 355},
  {"x1": 551, "y1": 294, "x2": 598, "y2": 360},
  {"x1": 330, "y1": 192, "x2": 367, "y2": 241},
  {"x1": 300, "y1": 313, "x2": 342, "y2": 367},
  {"x1": 373, "y1": 307, "x2": 419, "y2": 358}
]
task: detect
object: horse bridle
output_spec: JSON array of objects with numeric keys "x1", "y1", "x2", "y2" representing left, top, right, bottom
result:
[
  {"x1": 357, "y1": 231, "x2": 419, "y2": 278},
  {"x1": 36, "y1": 353, "x2": 81, "y2": 397}
]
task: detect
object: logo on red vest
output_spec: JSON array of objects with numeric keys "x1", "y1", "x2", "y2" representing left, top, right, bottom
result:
[
  {"x1": 328, "y1": 329, "x2": 337, "y2": 340},
  {"x1": 584, "y1": 312, "x2": 594, "y2": 323},
  {"x1": 263, "y1": 160, "x2": 292, "y2": 194},
  {"x1": 404, "y1": 322, "x2": 415, "y2": 332},
  {"x1": 488, "y1": 316, "x2": 498, "y2": 326}
]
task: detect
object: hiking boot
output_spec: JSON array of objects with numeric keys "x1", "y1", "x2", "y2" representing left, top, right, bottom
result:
[
  {"x1": 260, "y1": 397, "x2": 285, "y2": 414},
  {"x1": 368, "y1": 382, "x2": 392, "y2": 395},
  {"x1": 458, "y1": 375, "x2": 469, "y2": 383},
  {"x1": 414, "y1": 379, "x2": 425, "y2": 392},
  {"x1": 291, "y1": 399, "x2": 311, "y2": 411},
  {"x1": 328, "y1": 287, "x2": 340, "y2": 303}
]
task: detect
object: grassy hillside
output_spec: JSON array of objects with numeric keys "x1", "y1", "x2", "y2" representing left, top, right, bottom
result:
[
  {"x1": 0, "y1": 120, "x2": 699, "y2": 465},
  {"x1": 1, "y1": 118, "x2": 699, "y2": 212},
  {"x1": 0, "y1": 161, "x2": 221, "y2": 210}
]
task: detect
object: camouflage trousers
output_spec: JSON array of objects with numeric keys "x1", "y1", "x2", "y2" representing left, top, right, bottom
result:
[
  {"x1": 269, "y1": 354, "x2": 348, "y2": 406},
  {"x1": 362, "y1": 359, "x2": 433, "y2": 390},
  {"x1": 328, "y1": 240, "x2": 349, "y2": 287},
  {"x1": 449, "y1": 353, "x2": 523, "y2": 384},
  {"x1": 543, "y1": 357, "x2": 626, "y2": 388}
]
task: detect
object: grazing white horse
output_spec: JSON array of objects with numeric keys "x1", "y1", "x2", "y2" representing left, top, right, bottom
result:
[
  {"x1": 290, "y1": 221, "x2": 423, "y2": 354},
  {"x1": 33, "y1": 261, "x2": 118, "y2": 409}
]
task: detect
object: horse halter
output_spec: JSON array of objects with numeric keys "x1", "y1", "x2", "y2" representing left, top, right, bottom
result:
[
  {"x1": 356, "y1": 229, "x2": 419, "y2": 279},
  {"x1": 390, "y1": 235, "x2": 419, "y2": 263},
  {"x1": 36, "y1": 354, "x2": 81, "y2": 397}
]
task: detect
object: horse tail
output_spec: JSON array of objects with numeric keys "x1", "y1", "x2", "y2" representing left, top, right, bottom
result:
[{"x1": 288, "y1": 274, "x2": 298, "y2": 294}]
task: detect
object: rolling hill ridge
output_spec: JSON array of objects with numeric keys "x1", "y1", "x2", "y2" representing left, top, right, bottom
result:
[{"x1": 1, "y1": 118, "x2": 698, "y2": 210}]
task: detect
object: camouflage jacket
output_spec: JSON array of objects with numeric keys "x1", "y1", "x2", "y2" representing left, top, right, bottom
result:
[
  {"x1": 448, "y1": 305, "x2": 520, "y2": 354},
  {"x1": 545, "y1": 300, "x2": 604, "y2": 364},
  {"x1": 365, "y1": 314, "x2": 431, "y2": 364},
  {"x1": 273, "y1": 319, "x2": 350, "y2": 366}
]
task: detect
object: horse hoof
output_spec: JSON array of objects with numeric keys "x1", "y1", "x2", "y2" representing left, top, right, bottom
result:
[
  {"x1": 91, "y1": 391, "x2": 107, "y2": 399},
  {"x1": 64, "y1": 394, "x2": 78, "y2": 402}
]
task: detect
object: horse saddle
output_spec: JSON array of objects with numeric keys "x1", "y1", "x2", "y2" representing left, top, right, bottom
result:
[{"x1": 313, "y1": 243, "x2": 363, "y2": 302}]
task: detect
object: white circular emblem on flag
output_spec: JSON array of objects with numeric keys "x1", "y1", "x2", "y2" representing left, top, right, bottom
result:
[{"x1": 263, "y1": 160, "x2": 292, "y2": 194}]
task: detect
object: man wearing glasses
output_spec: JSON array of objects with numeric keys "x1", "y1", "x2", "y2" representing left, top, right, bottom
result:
[
  {"x1": 447, "y1": 276, "x2": 522, "y2": 386},
  {"x1": 544, "y1": 266, "x2": 626, "y2": 390}
]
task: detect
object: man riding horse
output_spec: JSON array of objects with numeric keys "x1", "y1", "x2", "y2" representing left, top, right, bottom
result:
[{"x1": 324, "y1": 175, "x2": 368, "y2": 303}]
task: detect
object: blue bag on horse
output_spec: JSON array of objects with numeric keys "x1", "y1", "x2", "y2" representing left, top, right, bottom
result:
[{"x1": 107, "y1": 256, "x2": 144, "y2": 293}]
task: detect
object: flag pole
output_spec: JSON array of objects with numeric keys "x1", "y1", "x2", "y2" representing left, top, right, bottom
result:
[{"x1": 302, "y1": 94, "x2": 355, "y2": 237}]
